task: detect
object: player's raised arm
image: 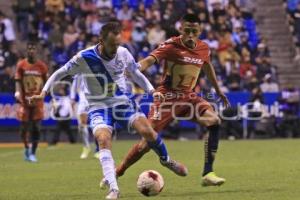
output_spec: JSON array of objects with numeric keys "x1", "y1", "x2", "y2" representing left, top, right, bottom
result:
[
  {"x1": 203, "y1": 62, "x2": 230, "y2": 108},
  {"x1": 138, "y1": 56, "x2": 157, "y2": 71},
  {"x1": 28, "y1": 54, "x2": 83, "y2": 104},
  {"x1": 127, "y1": 60, "x2": 155, "y2": 93}
]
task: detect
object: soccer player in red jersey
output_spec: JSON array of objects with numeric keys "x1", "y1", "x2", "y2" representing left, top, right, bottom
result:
[
  {"x1": 15, "y1": 41, "x2": 48, "y2": 162},
  {"x1": 103, "y1": 14, "x2": 230, "y2": 187}
]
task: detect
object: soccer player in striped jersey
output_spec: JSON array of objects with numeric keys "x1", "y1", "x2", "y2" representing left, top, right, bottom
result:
[{"x1": 29, "y1": 21, "x2": 186, "y2": 200}]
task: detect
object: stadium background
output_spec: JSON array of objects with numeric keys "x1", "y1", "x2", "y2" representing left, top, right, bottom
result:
[{"x1": 0, "y1": 0, "x2": 299, "y2": 142}]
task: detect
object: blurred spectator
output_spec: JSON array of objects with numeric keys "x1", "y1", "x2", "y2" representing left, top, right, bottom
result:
[
  {"x1": 38, "y1": 14, "x2": 52, "y2": 44},
  {"x1": 0, "y1": 43, "x2": 18, "y2": 74},
  {"x1": 80, "y1": 0, "x2": 96, "y2": 15},
  {"x1": 203, "y1": 31, "x2": 219, "y2": 50},
  {"x1": 132, "y1": 24, "x2": 148, "y2": 50},
  {"x1": 210, "y1": 1, "x2": 226, "y2": 22},
  {"x1": 145, "y1": 3, "x2": 161, "y2": 22},
  {"x1": 63, "y1": 25, "x2": 79, "y2": 48},
  {"x1": 0, "y1": 11, "x2": 16, "y2": 49},
  {"x1": 278, "y1": 85, "x2": 300, "y2": 137},
  {"x1": 85, "y1": 13, "x2": 104, "y2": 35},
  {"x1": 48, "y1": 22, "x2": 63, "y2": 47},
  {"x1": 147, "y1": 24, "x2": 166, "y2": 49},
  {"x1": 45, "y1": 0, "x2": 64, "y2": 14},
  {"x1": 226, "y1": 67, "x2": 241, "y2": 91},
  {"x1": 260, "y1": 74, "x2": 279, "y2": 93},
  {"x1": 0, "y1": 67, "x2": 15, "y2": 92},
  {"x1": 67, "y1": 32, "x2": 87, "y2": 58},
  {"x1": 50, "y1": 85, "x2": 75, "y2": 145},
  {"x1": 96, "y1": 0, "x2": 112, "y2": 9},
  {"x1": 239, "y1": 54, "x2": 255, "y2": 78},
  {"x1": 117, "y1": 4, "x2": 133, "y2": 21},
  {"x1": 52, "y1": 42, "x2": 68, "y2": 69},
  {"x1": 12, "y1": 0, "x2": 33, "y2": 40},
  {"x1": 293, "y1": 3, "x2": 300, "y2": 43},
  {"x1": 121, "y1": 20, "x2": 133, "y2": 44}
]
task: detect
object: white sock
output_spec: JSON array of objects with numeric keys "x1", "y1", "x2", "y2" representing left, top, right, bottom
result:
[
  {"x1": 99, "y1": 149, "x2": 119, "y2": 191},
  {"x1": 79, "y1": 125, "x2": 90, "y2": 148}
]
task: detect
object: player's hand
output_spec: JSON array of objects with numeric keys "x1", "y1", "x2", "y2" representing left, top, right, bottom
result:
[
  {"x1": 218, "y1": 92, "x2": 230, "y2": 108},
  {"x1": 28, "y1": 91, "x2": 46, "y2": 105},
  {"x1": 152, "y1": 91, "x2": 165, "y2": 102},
  {"x1": 14, "y1": 91, "x2": 23, "y2": 103}
]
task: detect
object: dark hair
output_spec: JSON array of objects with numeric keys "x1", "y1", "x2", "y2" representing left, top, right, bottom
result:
[
  {"x1": 100, "y1": 21, "x2": 122, "y2": 39},
  {"x1": 27, "y1": 40, "x2": 37, "y2": 47},
  {"x1": 181, "y1": 14, "x2": 200, "y2": 24}
]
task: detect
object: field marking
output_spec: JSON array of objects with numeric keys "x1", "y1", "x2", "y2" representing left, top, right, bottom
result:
[
  {"x1": 0, "y1": 150, "x2": 23, "y2": 158},
  {"x1": 0, "y1": 143, "x2": 48, "y2": 148}
]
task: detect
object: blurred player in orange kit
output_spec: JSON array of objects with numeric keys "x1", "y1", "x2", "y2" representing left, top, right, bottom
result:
[
  {"x1": 102, "y1": 14, "x2": 230, "y2": 187},
  {"x1": 15, "y1": 41, "x2": 48, "y2": 162}
]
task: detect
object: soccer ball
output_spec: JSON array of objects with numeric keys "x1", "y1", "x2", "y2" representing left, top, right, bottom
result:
[{"x1": 137, "y1": 170, "x2": 164, "y2": 196}]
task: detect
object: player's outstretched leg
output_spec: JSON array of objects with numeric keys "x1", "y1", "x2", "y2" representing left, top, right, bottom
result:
[
  {"x1": 94, "y1": 139, "x2": 100, "y2": 159},
  {"x1": 132, "y1": 117, "x2": 188, "y2": 176},
  {"x1": 95, "y1": 128, "x2": 120, "y2": 199},
  {"x1": 79, "y1": 124, "x2": 91, "y2": 159},
  {"x1": 199, "y1": 110, "x2": 225, "y2": 186},
  {"x1": 20, "y1": 122, "x2": 30, "y2": 161},
  {"x1": 28, "y1": 120, "x2": 40, "y2": 162},
  {"x1": 115, "y1": 138, "x2": 150, "y2": 177}
]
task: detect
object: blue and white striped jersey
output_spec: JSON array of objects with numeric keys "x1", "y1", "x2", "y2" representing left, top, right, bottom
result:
[{"x1": 43, "y1": 44, "x2": 154, "y2": 111}]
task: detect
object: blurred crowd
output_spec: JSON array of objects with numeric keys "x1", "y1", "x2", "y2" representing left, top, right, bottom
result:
[
  {"x1": 0, "y1": 0, "x2": 299, "y2": 139},
  {"x1": 0, "y1": 0, "x2": 279, "y2": 94}
]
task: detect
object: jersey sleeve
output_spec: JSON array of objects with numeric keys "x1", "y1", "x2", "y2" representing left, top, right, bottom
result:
[
  {"x1": 15, "y1": 61, "x2": 23, "y2": 80},
  {"x1": 70, "y1": 75, "x2": 78, "y2": 100},
  {"x1": 62, "y1": 53, "x2": 86, "y2": 76},
  {"x1": 124, "y1": 49, "x2": 141, "y2": 72},
  {"x1": 150, "y1": 42, "x2": 173, "y2": 63}
]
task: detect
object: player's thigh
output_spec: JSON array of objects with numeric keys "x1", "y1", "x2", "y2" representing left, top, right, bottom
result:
[
  {"x1": 195, "y1": 109, "x2": 221, "y2": 127},
  {"x1": 88, "y1": 108, "x2": 114, "y2": 148},
  {"x1": 20, "y1": 121, "x2": 30, "y2": 134},
  {"x1": 17, "y1": 105, "x2": 29, "y2": 121},
  {"x1": 79, "y1": 113, "x2": 88, "y2": 125},
  {"x1": 148, "y1": 100, "x2": 177, "y2": 132},
  {"x1": 32, "y1": 105, "x2": 44, "y2": 121},
  {"x1": 94, "y1": 127, "x2": 113, "y2": 149},
  {"x1": 131, "y1": 116, "x2": 157, "y2": 141}
]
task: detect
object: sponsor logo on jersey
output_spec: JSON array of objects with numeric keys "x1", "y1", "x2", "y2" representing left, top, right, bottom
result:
[{"x1": 181, "y1": 57, "x2": 204, "y2": 65}]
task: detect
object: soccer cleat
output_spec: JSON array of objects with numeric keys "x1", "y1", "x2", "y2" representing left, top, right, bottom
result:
[
  {"x1": 24, "y1": 148, "x2": 30, "y2": 161},
  {"x1": 105, "y1": 189, "x2": 120, "y2": 200},
  {"x1": 202, "y1": 172, "x2": 225, "y2": 186},
  {"x1": 99, "y1": 178, "x2": 109, "y2": 190},
  {"x1": 160, "y1": 158, "x2": 188, "y2": 176},
  {"x1": 80, "y1": 147, "x2": 91, "y2": 159},
  {"x1": 94, "y1": 151, "x2": 100, "y2": 159},
  {"x1": 28, "y1": 154, "x2": 38, "y2": 163}
]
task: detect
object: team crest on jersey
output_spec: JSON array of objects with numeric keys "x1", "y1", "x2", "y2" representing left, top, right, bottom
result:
[
  {"x1": 181, "y1": 57, "x2": 204, "y2": 65},
  {"x1": 114, "y1": 59, "x2": 124, "y2": 75}
]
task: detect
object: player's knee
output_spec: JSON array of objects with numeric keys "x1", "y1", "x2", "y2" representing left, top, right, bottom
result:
[
  {"x1": 137, "y1": 126, "x2": 156, "y2": 140},
  {"x1": 95, "y1": 132, "x2": 111, "y2": 149},
  {"x1": 137, "y1": 140, "x2": 151, "y2": 153},
  {"x1": 206, "y1": 115, "x2": 221, "y2": 127}
]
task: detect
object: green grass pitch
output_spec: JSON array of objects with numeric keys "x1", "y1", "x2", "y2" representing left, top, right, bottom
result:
[{"x1": 1, "y1": 139, "x2": 300, "y2": 200}]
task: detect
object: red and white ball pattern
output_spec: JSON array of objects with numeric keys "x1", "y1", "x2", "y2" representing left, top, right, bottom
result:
[{"x1": 137, "y1": 170, "x2": 164, "y2": 196}]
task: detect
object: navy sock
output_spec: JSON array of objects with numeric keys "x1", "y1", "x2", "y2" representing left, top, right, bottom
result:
[
  {"x1": 95, "y1": 140, "x2": 99, "y2": 152},
  {"x1": 147, "y1": 136, "x2": 169, "y2": 161},
  {"x1": 31, "y1": 142, "x2": 38, "y2": 155},
  {"x1": 203, "y1": 124, "x2": 220, "y2": 176}
]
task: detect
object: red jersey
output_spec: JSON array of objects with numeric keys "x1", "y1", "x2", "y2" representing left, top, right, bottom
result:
[
  {"x1": 15, "y1": 59, "x2": 48, "y2": 106},
  {"x1": 150, "y1": 36, "x2": 210, "y2": 92}
]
